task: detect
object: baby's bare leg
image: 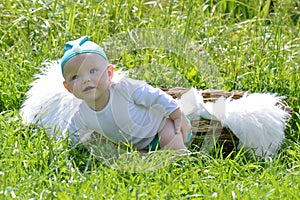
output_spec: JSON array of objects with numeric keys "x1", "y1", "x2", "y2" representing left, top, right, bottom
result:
[{"x1": 158, "y1": 118, "x2": 186, "y2": 150}]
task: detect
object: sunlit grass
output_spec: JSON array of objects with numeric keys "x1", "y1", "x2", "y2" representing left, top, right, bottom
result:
[{"x1": 0, "y1": 0, "x2": 299, "y2": 199}]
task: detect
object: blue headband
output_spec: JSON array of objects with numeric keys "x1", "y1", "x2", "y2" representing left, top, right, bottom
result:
[{"x1": 61, "y1": 36, "x2": 108, "y2": 74}]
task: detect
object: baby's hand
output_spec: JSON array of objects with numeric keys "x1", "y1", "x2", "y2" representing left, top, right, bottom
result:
[{"x1": 169, "y1": 108, "x2": 191, "y2": 142}]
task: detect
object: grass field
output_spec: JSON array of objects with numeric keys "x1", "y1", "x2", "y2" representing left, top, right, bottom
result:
[{"x1": 1, "y1": 0, "x2": 299, "y2": 199}]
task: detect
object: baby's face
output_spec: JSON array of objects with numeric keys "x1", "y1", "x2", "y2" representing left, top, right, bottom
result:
[{"x1": 63, "y1": 53, "x2": 113, "y2": 108}]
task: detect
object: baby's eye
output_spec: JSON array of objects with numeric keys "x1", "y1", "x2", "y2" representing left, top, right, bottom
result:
[
  {"x1": 90, "y1": 69, "x2": 98, "y2": 74},
  {"x1": 71, "y1": 75, "x2": 79, "y2": 81}
]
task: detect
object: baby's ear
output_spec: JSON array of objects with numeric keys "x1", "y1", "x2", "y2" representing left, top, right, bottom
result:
[
  {"x1": 63, "y1": 81, "x2": 72, "y2": 93},
  {"x1": 107, "y1": 64, "x2": 114, "y2": 80}
]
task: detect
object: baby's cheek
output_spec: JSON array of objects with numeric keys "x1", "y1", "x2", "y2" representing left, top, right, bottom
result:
[
  {"x1": 71, "y1": 84, "x2": 80, "y2": 93},
  {"x1": 93, "y1": 76, "x2": 103, "y2": 84}
]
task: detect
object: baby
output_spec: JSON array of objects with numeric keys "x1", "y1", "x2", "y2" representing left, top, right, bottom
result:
[{"x1": 61, "y1": 36, "x2": 192, "y2": 151}]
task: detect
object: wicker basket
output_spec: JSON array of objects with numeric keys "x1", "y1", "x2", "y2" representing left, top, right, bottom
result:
[{"x1": 162, "y1": 88, "x2": 293, "y2": 156}]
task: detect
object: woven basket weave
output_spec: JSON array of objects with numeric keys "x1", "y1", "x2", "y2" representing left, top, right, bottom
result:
[{"x1": 162, "y1": 88, "x2": 293, "y2": 156}]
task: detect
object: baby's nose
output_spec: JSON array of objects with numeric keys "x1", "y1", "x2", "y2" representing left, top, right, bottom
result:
[{"x1": 81, "y1": 74, "x2": 91, "y2": 83}]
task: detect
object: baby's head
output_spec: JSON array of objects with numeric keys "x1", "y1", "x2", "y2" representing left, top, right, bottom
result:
[
  {"x1": 61, "y1": 36, "x2": 114, "y2": 107},
  {"x1": 61, "y1": 36, "x2": 109, "y2": 76}
]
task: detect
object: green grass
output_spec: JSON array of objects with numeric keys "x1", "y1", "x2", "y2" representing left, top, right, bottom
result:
[{"x1": 0, "y1": 0, "x2": 299, "y2": 199}]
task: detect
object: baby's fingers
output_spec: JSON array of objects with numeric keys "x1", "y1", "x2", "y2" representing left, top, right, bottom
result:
[{"x1": 173, "y1": 118, "x2": 181, "y2": 134}]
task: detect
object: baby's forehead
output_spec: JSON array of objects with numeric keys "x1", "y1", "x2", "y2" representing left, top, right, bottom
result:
[
  {"x1": 67, "y1": 53, "x2": 108, "y2": 66},
  {"x1": 64, "y1": 53, "x2": 108, "y2": 74}
]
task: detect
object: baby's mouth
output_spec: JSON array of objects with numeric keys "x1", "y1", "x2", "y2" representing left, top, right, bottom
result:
[{"x1": 83, "y1": 86, "x2": 95, "y2": 92}]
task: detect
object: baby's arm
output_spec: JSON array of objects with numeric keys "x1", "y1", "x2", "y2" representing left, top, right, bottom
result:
[
  {"x1": 67, "y1": 111, "x2": 93, "y2": 145},
  {"x1": 130, "y1": 81, "x2": 191, "y2": 141},
  {"x1": 169, "y1": 108, "x2": 191, "y2": 142}
]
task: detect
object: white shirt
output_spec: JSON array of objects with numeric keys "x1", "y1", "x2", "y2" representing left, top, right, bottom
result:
[{"x1": 67, "y1": 78, "x2": 179, "y2": 149}]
